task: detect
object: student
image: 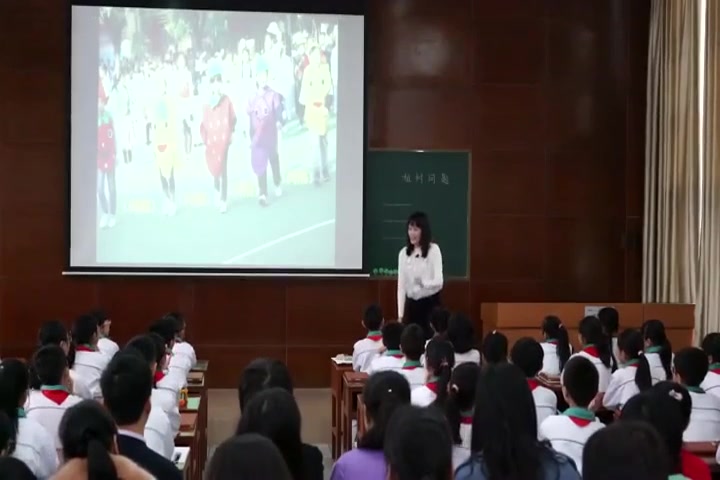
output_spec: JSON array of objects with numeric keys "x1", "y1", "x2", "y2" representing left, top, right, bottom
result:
[
  {"x1": 455, "y1": 363, "x2": 580, "y2": 480},
  {"x1": 602, "y1": 328, "x2": 653, "y2": 410},
  {"x1": 236, "y1": 388, "x2": 323, "y2": 480},
  {"x1": 539, "y1": 356, "x2": 604, "y2": 473},
  {"x1": 642, "y1": 319, "x2": 673, "y2": 382},
  {"x1": 384, "y1": 406, "x2": 453, "y2": 480},
  {"x1": 569, "y1": 315, "x2": 612, "y2": 405},
  {"x1": 100, "y1": 353, "x2": 182, "y2": 480},
  {"x1": 205, "y1": 434, "x2": 292, "y2": 480},
  {"x1": 92, "y1": 309, "x2": 119, "y2": 359},
  {"x1": 0, "y1": 411, "x2": 12, "y2": 454},
  {"x1": 622, "y1": 382, "x2": 711, "y2": 480},
  {"x1": 429, "y1": 306, "x2": 450, "y2": 341},
  {"x1": 597, "y1": 307, "x2": 620, "y2": 364},
  {"x1": 166, "y1": 312, "x2": 196, "y2": 369},
  {"x1": 540, "y1": 315, "x2": 571, "y2": 376},
  {"x1": 436, "y1": 363, "x2": 479, "y2": 469},
  {"x1": 25, "y1": 346, "x2": 82, "y2": 451},
  {"x1": 70, "y1": 314, "x2": 111, "y2": 399},
  {"x1": 399, "y1": 324, "x2": 426, "y2": 388},
  {"x1": 582, "y1": 421, "x2": 670, "y2": 480},
  {"x1": 367, "y1": 323, "x2": 405, "y2": 374},
  {"x1": 481, "y1": 330, "x2": 507, "y2": 365},
  {"x1": 0, "y1": 457, "x2": 37, "y2": 480},
  {"x1": 411, "y1": 339, "x2": 455, "y2": 407},
  {"x1": 54, "y1": 400, "x2": 154, "y2": 480},
  {"x1": 149, "y1": 317, "x2": 192, "y2": 379},
  {"x1": 0, "y1": 359, "x2": 58, "y2": 478},
  {"x1": 700, "y1": 332, "x2": 720, "y2": 397},
  {"x1": 511, "y1": 337, "x2": 557, "y2": 430},
  {"x1": 331, "y1": 371, "x2": 411, "y2": 480},
  {"x1": 673, "y1": 347, "x2": 720, "y2": 442},
  {"x1": 447, "y1": 314, "x2": 480, "y2": 366},
  {"x1": 37, "y1": 320, "x2": 92, "y2": 400},
  {"x1": 352, "y1": 304, "x2": 384, "y2": 372}
]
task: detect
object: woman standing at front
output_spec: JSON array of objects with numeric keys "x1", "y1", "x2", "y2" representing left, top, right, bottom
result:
[{"x1": 398, "y1": 212, "x2": 444, "y2": 339}]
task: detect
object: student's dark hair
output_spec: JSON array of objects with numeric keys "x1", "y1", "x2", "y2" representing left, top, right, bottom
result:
[
  {"x1": 124, "y1": 335, "x2": 157, "y2": 367},
  {"x1": 439, "y1": 363, "x2": 479, "y2": 445},
  {"x1": 59, "y1": 400, "x2": 118, "y2": 480},
  {"x1": 0, "y1": 360, "x2": 29, "y2": 455},
  {"x1": 541, "y1": 315, "x2": 570, "y2": 370},
  {"x1": 652, "y1": 381, "x2": 692, "y2": 428},
  {"x1": 381, "y1": 322, "x2": 404, "y2": 351},
  {"x1": 583, "y1": 420, "x2": 669, "y2": 480},
  {"x1": 0, "y1": 457, "x2": 36, "y2": 480},
  {"x1": 72, "y1": 314, "x2": 98, "y2": 346},
  {"x1": 32, "y1": 345, "x2": 68, "y2": 386},
  {"x1": 384, "y1": 405, "x2": 452, "y2": 480},
  {"x1": 673, "y1": 346, "x2": 708, "y2": 387},
  {"x1": 481, "y1": 330, "x2": 508, "y2": 364},
  {"x1": 400, "y1": 324, "x2": 425, "y2": 361},
  {"x1": 579, "y1": 315, "x2": 612, "y2": 368},
  {"x1": 363, "y1": 304, "x2": 383, "y2": 331},
  {"x1": 235, "y1": 388, "x2": 305, "y2": 480},
  {"x1": 0, "y1": 411, "x2": 12, "y2": 454},
  {"x1": 100, "y1": 352, "x2": 152, "y2": 426},
  {"x1": 205, "y1": 433, "x2": 292, "y2": 480},
  {"x1": 702, "y1": 332, "x2": 720, "y2": 364},
  {"x1": 38, "y1": 320, "x2": 73, "y2": 369},
  {"x1": 147, "y1": 333, "x2": 167, "y2": 367},
  {"x1": 358, "y1": 371, "x2": 411, "y2": 450},
  {"x1": 425, "y1": 339, "x2": 455, "y2": 406},
  {"x1": 148, "y1": 317, "x2": 175, "y2": 345},
  {"x1": 238, "y1": 358, "x2": 294, "y2": 411},
  {"x1": 447, "y1": 313, "x2": 476, "y2": 354},
  {"x1": 429, "y1": 307, "x2": 450, "y2": 337},
  {"x1": 617, "y1": 328, "x2": 652, "y2": 392},
  {"x1": 620, "y1": 382, "x2": 689, "y2": 474},
  {"x1": 162, "y1": 311, "x2": 185, "y2": 335},
  {"x1": 405, "y1": 211, "x2": 432, "y2": 258},
  {"x1": 597, "y1": 307, "x2": 620, "y2": 337},
  {"x1": 562, "y1": 356, "x2": 599, "y2": 407},
  {"x1": 642, "y1": 319, "x2": 673, "y2": 380},
  {"x1": 90, "y1": 309, "x2": 109, "y2": 327},
  {"x1": 510, "y1": 337, "x2": 544, "y2": 378},
  {"x1": 472, "y1": 363, "x2": 561, "y2": 480}
]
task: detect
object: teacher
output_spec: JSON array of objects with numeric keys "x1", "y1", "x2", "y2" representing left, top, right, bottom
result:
[{"x1": 397, "y1": 211, "x2": 444, "y2": 339}]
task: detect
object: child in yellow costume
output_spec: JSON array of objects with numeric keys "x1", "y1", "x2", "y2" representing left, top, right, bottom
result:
[
  {"x1": 299, "y1": 45, "x2": 333, "y2": 184},
  {"x1": 154, "y1": 99, "x2": 180, "y2": 215}
]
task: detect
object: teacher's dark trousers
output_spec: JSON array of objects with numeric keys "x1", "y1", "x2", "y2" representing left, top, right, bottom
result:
[{"x1": 404, "y1": 292, "x2": 441, "y2": 340}]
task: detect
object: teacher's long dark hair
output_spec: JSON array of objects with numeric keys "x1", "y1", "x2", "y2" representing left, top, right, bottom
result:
[{"x1": 405, "y1": 211, "x2": 432, "y2": 258}]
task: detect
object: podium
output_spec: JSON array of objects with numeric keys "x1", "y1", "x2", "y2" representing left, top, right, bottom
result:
[{"x1": 480, "y1": 303, "x2": 695, "y2": 350}]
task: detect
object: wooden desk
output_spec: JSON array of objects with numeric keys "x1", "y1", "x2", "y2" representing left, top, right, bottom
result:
[
  {"x1": 187, "y1": 371, "x2": 205, "y2": 394},
  {"x1": 191, "y1": 360, "x2": 208, "y2": 372},
  {"x1": 357, "y1": 394, "x2": 367, "y2": 439},
  {"x1": 176, "y1": 412, "x2": 199, "y2": 479},
  {"x1": 330, "y1": 361, "x2": 353, "y2": 459},
  {"x1": 341, "y1": 371, "x2": 368, "y2": 454}
]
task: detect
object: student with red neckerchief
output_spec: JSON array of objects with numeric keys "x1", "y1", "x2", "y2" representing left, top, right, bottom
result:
[
  {"x1": 511, "y1": 337, "x2": 557, "y2": 433},
  {"x1": 540, "y1": 315, "x2": 571, "y2": 376},
  {"x1": 436, "y1": 363, "x2": 479, "y2": 471},
  {"x1": 398, "y1": 324, "x2": 425, "y2": 389},
  {"x1": 700, "y1": 332, "x2": 720, "y2": 397},
  {"x1": 411, "y1": 339, "x2": 454, "y2": 407},
  {"x1": 367, "y1": 323, "x2": 405, "y2": 374},
  {"x1": 70, "y1": 314, "x2": 110, "y2": 400},
  {"x1": 603, "y1": 328, "x2": 653, "y2": 411},
  {"x1": 352, "y1": 305, "x2": 384, "y2": 372},
  {"x1": 568, "y1": 316, "x2": 613, "y2": 408}
]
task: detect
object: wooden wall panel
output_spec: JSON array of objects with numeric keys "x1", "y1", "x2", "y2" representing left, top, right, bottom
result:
[{"x1": 0, "y1": 0, "x2": 651, "y2": 387}]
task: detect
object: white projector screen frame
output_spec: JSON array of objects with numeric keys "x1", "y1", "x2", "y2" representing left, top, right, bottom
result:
[{"x1": 66, "y1": 0, "x2": 367, "y2": 276}]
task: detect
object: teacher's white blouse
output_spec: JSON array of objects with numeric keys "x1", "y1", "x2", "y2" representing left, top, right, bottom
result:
[{"x1": 397, "y1": 243, "x2": 444, "y2": 318}]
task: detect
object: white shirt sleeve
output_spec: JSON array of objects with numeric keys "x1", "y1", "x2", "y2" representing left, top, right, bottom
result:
[
  {"x1": 419, "y1": 244, "x2": 444, "y2": 294},
  {"x1": 397, "y1": 248, "x2": 407, "y2": 319},
  {"x1": 602, "y1": 371, "x2": 623, "y2": 409}
]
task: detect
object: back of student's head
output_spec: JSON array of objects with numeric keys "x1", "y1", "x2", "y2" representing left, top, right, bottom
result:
[
  {"x1": 100, "y1": 352, "x2": 152, "y2": 426},
  {"x1": 481, "y1": 330, "x2": 507, "y2": 364},
  {"x1": 90, "y1": 309, "x2": 110, "y2": 328},
  {"x1": 147, "y1": 333, "x2": 167, "y2": 369},
  {"x1": 384, "y1": 405, "x2": 453, "y2": 480},
  {"x1": 0, "y1": 457, "x2": 37, "y2": 480},
  {"x1": 562, "y1": 356, "x2": 598, "y2": 408},
  {"x1": 642, "y1": 319, "x2": 673, "y2": 379},
  {"x1": 59, "y1": 400, "x2": 118, "y2": 480},
  {"x1": 673, "y1": 346, "x2": 708, "y2": 387},
  {"x1": 0, "y1": 360, "x2": 29, "y2": 455},
  {"x1": 400, "y1": 324, "x2": 424, "y2": 361},
  {"x1": 446, "y1": 313, "x2": 475, "y2": 354},
  {"x1": 429, "y1": 307, "x2": 450, "y2": 337},
  {"x1": 617, "y1": 328, "x2": 652, "y2": 392},
  {"x1": 651, "y1": 381, "x2": 692, "y2": 428},
  {"x1": 205, "y1": 433, "x2": 292, "y2": 480},
  {"x1": 363, "y1": 304, "x2": 383, "y2": 331},
  {"x1": 358, "y1": 371, "x2": 411, "y2": 450},
  {"x1": 235, "y1": 388, "x2": 304, "y2": 480},
  {"x1": 597, "y1": 307, "x2": 620, "y2": 337},
  {"x1": 238, "y1": 358, "x2": 293, "y2": 411},
  {"x1": 162, "y1": 311, "x2": 185, "y2": 337},
  {"x1": 38, "y1": 320, "x2": 69, "y2": 348},
  {"x1": 578, "y1": 315, "x2": 612, "y2": 368},
  {"x1": 541, "y1": 315, "x2": 570, "y2": 370},
  {"x1": 32, "y1": 345, "x2": 68, "y2": 386},
  {"x1": 124, "y1": 335, "x2": 157, "y2": 370},
  {"x1": 702, "y1": 332, "x2": 720, "y2": 364},
  {"x1": 381, "y1": 322, "x2": 404, "y2": 351},
  {"x1": 583, "y1": 420, "x2": 669, "y2": 480},
  {"x1": 149, "y1": 317, "x2": 176, "y2": 347},
  {"x1": 441, "y1": 363, "x2": 479, "y2": 445},
  {"x1": 425, "y1": 339, "x2": 455, "y2": 405},
  {"x1": 510, "y1": 337, "x2": 544, "y2": 378},
  {"x1": 72, "y1": 314, "x2": 99, "y2": 346}
]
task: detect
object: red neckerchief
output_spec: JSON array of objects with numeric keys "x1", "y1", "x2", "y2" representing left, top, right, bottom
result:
[
  {"x1": 366, "y1": 334, "x2": 382, "y2": 342},
  {"x1": 527, "y1": 378, "x2": 539, "y2": 391},
  {"x1": 75, "y1": 345, "x2": 94, "y2": 352},
  {"x1": 711, "y1": 368, "x2": 720, "y2": 374},
  {"x1": 426, "y1": 382, "x2": 439, "y2": 394},
  {"x1": 41, "y1": 390, "x2": 70, "y2": 405},
  {"x1": 582, "y1": 346, "x2": 600, "y2": 358},
  {"x1": 390, "y1": 353, "x2": 403, "y2": 359},
  {"x1": 402, "y1": 366, "x2": 420, "y2": 370},
  {"x1": 567, "y1": 416, "x2": 593, "y2": 427},
  {"x1": 154, "y1": 371, "x2": 166, "y2": 383}
]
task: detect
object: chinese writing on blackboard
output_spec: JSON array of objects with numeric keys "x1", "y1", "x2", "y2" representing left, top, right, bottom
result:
[
  {"x1": 372, "y1": 267, "x2": 399, "y2": 276},
  {"x1": 401, "y1": 173, "x2": 450, "y2": 185}
]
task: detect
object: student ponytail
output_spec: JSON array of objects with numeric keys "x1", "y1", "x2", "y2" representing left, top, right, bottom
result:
[
  {"x1": 86, "y1": 437, "x2": 117, "y2": 480},
  {"x1": 426, "y1": 339, "x2": 455, "y2": 405},
  {"x1": 357, "y1": 371, "x2": 411, "y2": 450},
  {"x1": 543, "y1": 315, "x2": 571, "y2": 370},
  {"x1": 618, "y1": 328, "x2": 652, "y2": 392},
  {"x1": 439, "y1": 363, "x2": 479, "y2": 445},
  {"x1": 579, "y1": 316, "x2": 612, "y2": 368},
  {"x1": 0, "y1": 411, "x2": 12, "y2": 455},
  {"x1": 643, "y1": 319, "x2": 673, "y2": 380},
  {"x1": 0, "y1": 360, "x2": 30, "y2": 455}
]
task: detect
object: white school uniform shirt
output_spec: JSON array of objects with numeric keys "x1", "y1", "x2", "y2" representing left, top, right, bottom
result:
[
  {"x1": 701, "y1": 368, "x2": 720, "y2": 398},
  {"x1": 603, "y1": 363, "x2": 643, "y2": 410},
  {"x1": 611, "y1": 337, "x2": 620, "y2": 365},
  {"x1": 411, "y1": 383, "x2": 438, "y2": 407},
  {"x1": 13, "y1": 416, "x2": 59, "y2": 479},
  {"x1": 172, "y1": 340, "x2": 197, "y2": 368},
  {"x1": 167, "y1": 351, "x2": 193, "y2": 380},
  {"x1": 644, "y1": 350, "x2": 670, "y2": 383},
  {"x1": 538, "y1": 409, "x2": 604, "y2": 474},
  {"x1": 154, "y1": 372, "x2": 182, "y2": 435},
  {"x1": 568, "y1": 347, "x2": 612, "y2": 393},
  {"x1": 352, "y1": 334, "x2": 383, "y2": 372},
  {"x1": 541, "y1": 341, "x2": 562, "y2": 376},
  {"x1": 683, "y1": 390, "x2": 720, "y2": 442},
  {"x1": 452, "y1": 420, "x2": 473, "y2": 470},
  {"x1": 25, "y1": 388, "x2": 83, "y2": 450},
  {"x1": 72, "y1": 348, "x2": 111, "y2": 399},
  {"x1": 399, "y1": 362, "x2": 426, "y2": 389},
  {"x1": 367, "y1": 352, "x2": 404, "y2": 374},
  {"x1": 68, "y1": 369, "x2": 93, "y2": 400},
  {"x1": 97, "y1": 336, "x2": 119, "y2": 359},
  {"x1": 397, "y1": 243, "x2": 443, "y2": 318},
  {"x1": 454, "y1": 349, "x2": 481, "y2": 366},
  {"x1": 145, "y1": 405, "x2": 174, "y2": 460},
  {"x1": 528, "y1": 379, "x2": 557, "y2": 432}
]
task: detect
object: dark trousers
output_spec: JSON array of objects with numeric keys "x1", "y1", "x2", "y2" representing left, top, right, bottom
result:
[
  {"x1": 160, "y1": 169, "x2": 175, "y2": 200},
  {"x1": 214, "y1": 155, "x2": 228, "y2": 202},
  {"x1": 404, "y1": 293, "x2": 441, "y2": 340},
  {"x1": 257, "y1": 151, "x2": 281, "y2": 196},
  {"x1": 97, "y1": 169, "x2": 117, "y2": 215}
]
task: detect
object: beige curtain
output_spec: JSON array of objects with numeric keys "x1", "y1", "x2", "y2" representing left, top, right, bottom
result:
[
  {"x1": 643, "y1": 0, "x2": 700, "y2": 305},
  {"x1": 697, "y1": 0, "x2": 720, "y2": 337}
]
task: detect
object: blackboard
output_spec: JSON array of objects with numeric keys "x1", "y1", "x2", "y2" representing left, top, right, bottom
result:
[{"x1": 365, "y1": 150, "x2": 470, "y2": 277}]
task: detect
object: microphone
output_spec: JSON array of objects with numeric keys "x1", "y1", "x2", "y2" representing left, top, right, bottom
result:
[{"x1": 415, "y1": 254, "x2": 420, "y2": 258}]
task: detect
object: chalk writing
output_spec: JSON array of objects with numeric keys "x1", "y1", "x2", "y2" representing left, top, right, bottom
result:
[
  {"x1": 399, "y1": 173, "x2": 450, "y2": 185},
  {"x1": 372, "y1": 267, "x2": 399, "y2": 276}
]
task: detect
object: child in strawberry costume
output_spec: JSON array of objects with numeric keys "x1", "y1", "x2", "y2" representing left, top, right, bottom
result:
[
  {"x1": 154, "y1": 98, "x2": 180, "y2": 215},
  {"x1": 97, "y1": 78, "x2": 117, "y2": 228}
]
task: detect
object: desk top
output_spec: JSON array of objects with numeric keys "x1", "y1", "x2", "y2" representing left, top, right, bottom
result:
[
  {"x1": 191, "y1": 360, "x2": 209, "y2": 372},
  {"x1": 343, "y1": 371, "x2": 368, "y2": 387},
  {"x1": 187, "y1": 371, "x2": 205, "y2": 388},
  {"x1": 179, "y1": 412, "x2": 198, "y2": 436},
  {"x1": 181, "y1": 396, "x2": 201, "y2": 412}
]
